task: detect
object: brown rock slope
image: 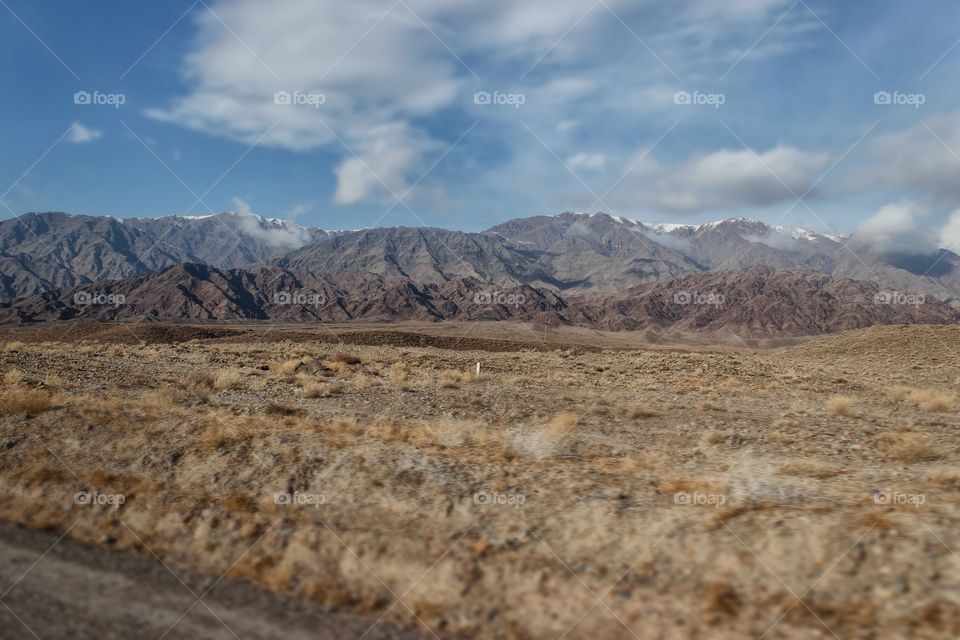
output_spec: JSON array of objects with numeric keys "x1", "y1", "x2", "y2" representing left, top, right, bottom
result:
[
  {"x1": 573, "y1": 266, "x2": 960, "y2": 335},
  {"x1": 0, "y1": 263, "x2": 568, "y2": 324},
  {"x1": 0, "y1": 264, "x2": 957, "y2": 336}
]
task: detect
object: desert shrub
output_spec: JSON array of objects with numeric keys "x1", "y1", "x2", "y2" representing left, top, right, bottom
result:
[
  {"x1": 629, "y1": 405, "x2": 659, "y2": 419},
  {"x1": 439, "y1": 370, "x2": 462, "y2": 388},
  {"x1": 325, "y1": 360, "x2": 350, "y2": 376},
  {"x1": 303, "y1": 382, "x2": 343, "y2": 398},
  {"x1": 213, "y1": 368, "x2": 243, "y2": 390},
  {"x1": 880, "y1": 432, "x2": 941, "y2": 462},
  {"x1": 184, "y1": 372, "x2": 215, "y2": 394},
  {"x1": 271, "y1": 358, "x2": 305, "y2": 376},
  {"x1": 0, "y1": 388, "x2": 51, "y2": 415},
  {"x1": 43, "y1": 374, "x2": 62, "y2": 389},
  {"x1": 826, "y1": 396, "x2": 855, "y2": 416},
  {"x1": 388, "y1": 362, "x2": 409, "y2": 385},
  {"x1": 886, "y1": 387, "x2": 955, "y2": 412},
  {"x1": 354, "y1": 373, "x2": 378, "y2": 388}
]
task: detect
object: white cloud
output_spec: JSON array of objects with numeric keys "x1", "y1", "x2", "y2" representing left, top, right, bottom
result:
[
  {"x1": 286, "y1": 202, "x2": 312, "y2": 222},
  {"x1": 850, "y1": 201, "x2": 938, "y2": 254},
  {"x1": 232, "y1": 197, "x2": 254, "y2": 216},
  {"x1": 860, "y1": 111, "x2": 960, "y2": 208},
  {"x1": 938, "y1": 209, "x2": 960, "y2": 253},
  {"x1": 147, "y1": 0, "x2": 467, "y2": 205},
  {"x1": 610, "y1": 145, "x2": 829, "y2": 214},
  {"x1": 566, "y1": 152, "x2": 607, "y2": 172},
  {"x1": 332, "y1": 123, "x2": 435, "y2": 205},
  {"x1": 67, "y1": 122, "x2": 103, "y2": 144},
  {"x1": 230, "y1": 197, "x2": 312, "y2": 247},
  {"x1": 147, "y1": 0, "x2": 811, "y2": 209}
]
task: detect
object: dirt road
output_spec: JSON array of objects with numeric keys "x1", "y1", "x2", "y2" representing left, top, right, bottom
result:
[{"x1": 0, "y1": 522, "x2": 427, "y2": 640}]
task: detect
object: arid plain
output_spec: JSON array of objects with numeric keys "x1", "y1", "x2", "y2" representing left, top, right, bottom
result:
[{"x1": 0, "y1": 322, "x2": 959, "y2": 639}]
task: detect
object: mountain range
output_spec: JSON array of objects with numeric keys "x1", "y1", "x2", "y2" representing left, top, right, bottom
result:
[
  {"x1": 2, "y1": 210, "x2": 957, "y2": 302},
  {"x1": 1, "y1": 209, "x2": 958, "y2": 335},
  {"x1": 0, "y1": 211, "x2": 340, "y2": 301},
  {"x1": 2, "y1": 264, "x2": 956, "y2": 337}
]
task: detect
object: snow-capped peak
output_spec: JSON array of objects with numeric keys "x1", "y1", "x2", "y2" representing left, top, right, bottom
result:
[{"x1": 645, "y1": 222, "x2": 700, "y2": 233}]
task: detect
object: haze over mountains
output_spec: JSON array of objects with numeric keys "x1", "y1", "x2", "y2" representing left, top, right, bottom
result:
[{"x1": 1, "y1": 209, "x2": 958, "y2": 335}]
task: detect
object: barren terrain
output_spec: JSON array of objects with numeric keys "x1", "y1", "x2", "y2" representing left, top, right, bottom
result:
[{"x1": 1, "y1": 322, "x2": 959, "y2": 638}]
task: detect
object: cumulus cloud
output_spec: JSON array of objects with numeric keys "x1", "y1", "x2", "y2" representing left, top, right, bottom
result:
[
  {"x1": 850, "y1": 202, "x2": 939, "y2": 255},
  {"x1": 332, "y1": 123, "x2": 436, "y2": 205},
  {"x1": 610, "y1": 145, "x2": 829, "y2": 214},
  {"x1": 938, "y1": 209, "x2": 960, "y2": 253},
  {"x1": 147, "y1": 0, "x2": 469, "y2": 205},
  {"x1": 67, "y1": 122, "x2": 103, "y2": 144},
  {"x1": 147, "y1": 0, "x2": 809, "y2": 208}
]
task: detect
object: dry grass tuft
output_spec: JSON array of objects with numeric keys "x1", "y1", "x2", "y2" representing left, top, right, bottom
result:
[
  {"x1": 912, "y1": 390, "x2": 955, "y2": 412},
  {"x1": 438, "y1": 366, "x2": 485, "y2": 388},
  {"x1": 271, "y1": 358, "x2": 306, "y2": 376},
  {"x1": 353, "y1": 373, "x2": 378, "y2": 388},
  {"x1": 303, "y1": 382, "x2": 344, "y2": 398},
  {"x1": 703, "y1": 429, "x2": 724, "y2": 445},
  {"x1": 265, "y1": 403, "x2": 304, "y2": 417},
  {"x1": 513, "y1": 410, "x2": 578, "y2": 459},
  {"x1": 151, "y1": 386, "x2": 180, "y2": 407},
  {"x1": 880, "y1": 432, "x2": 941, "y2": 463},
  {"x1": 439, "y1": 371, "x2": 460, "y2": 388},
  {"x1": 4, "y1": 341, "x2": 25, "y2": 352},
  {"x1": 926, "y1": 467, "x2": 960, "y2": 487},
  {"x1": 3, "y1": 369, "x2": 23, "y2": 386},
  {"x1": 334, "y1": 352, "x2": 362, "y2": 365},
  {"x1": 184, "y1": 372, "x2": 215, "y2": 394},
  {"x1": 777, "y1": 460, "x2": 842, "y2": 479},
  {"x1": 325, "y1": 360, "x2": 351, "y2": 377},
  {"x1": 886, "y1": 386, "x2": 955, "y2": 413},
  {"x1": 629, "y1": 406, "x2": 659, "y2": 419},
  {"x1": 213, "y1": 368, "x2": 243, "y2": 391},
  {"x1": 0, "y1": 387, "x2": 51, "y2": 415},
  {"x1": 42, "y1": 374, "x2": 62, "y2": 389},
  {"x1": 388, "y1": 362, "x2": 409, "y2": 386},
  {"x1": 826, "y1": 395, "x2": 856, "y2": 416}
]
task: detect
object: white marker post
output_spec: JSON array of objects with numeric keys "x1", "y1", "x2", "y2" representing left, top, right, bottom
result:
[{"x1": 476, "y1": 362, "x2": 481, "y2": 377}]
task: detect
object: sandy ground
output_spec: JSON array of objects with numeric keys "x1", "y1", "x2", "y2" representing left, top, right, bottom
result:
[{"x1": 0, "y1": 322, "x2": 959, "y2": 638}]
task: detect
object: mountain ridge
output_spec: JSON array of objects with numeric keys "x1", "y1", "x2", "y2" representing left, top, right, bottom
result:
[
  {"x1": 2, "y1": 263, "x2": 957, "y2": 337},
  {"x1": 1, "y1": 210, "x2": 958, "y2": 307}
]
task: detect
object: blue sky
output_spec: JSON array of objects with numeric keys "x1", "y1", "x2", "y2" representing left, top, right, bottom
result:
[{"x1": 2, "y1": 0, "x2": 960, "y2": 245}]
